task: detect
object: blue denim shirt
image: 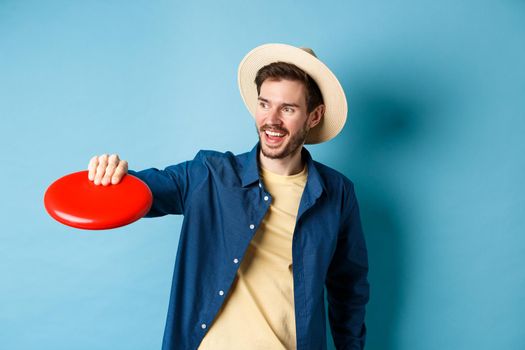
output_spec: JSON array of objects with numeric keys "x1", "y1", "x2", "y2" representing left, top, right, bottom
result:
[{"x1": 129, "y1": 144, "x2": 369, "y2": 350}]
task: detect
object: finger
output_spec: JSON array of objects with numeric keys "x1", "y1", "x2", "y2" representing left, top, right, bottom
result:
[
  {"x1": 94, "y1": 154, "x2": 109, "y2": 185},
  {"x1": 111, "y1": 160, "x2": 128, "y2": 185},
  {"x1": 102, "y1": 154, "x2": 120, "y2": 186},
  {"x1": 88, "y1": 156, "x2": 99, "y2": 181}
]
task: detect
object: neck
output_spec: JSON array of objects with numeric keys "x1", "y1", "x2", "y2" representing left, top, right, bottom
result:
[{"x1": 258, "y1": 146, "x2": 305, "y2": 176}]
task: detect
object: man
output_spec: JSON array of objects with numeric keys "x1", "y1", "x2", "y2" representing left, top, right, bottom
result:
[{"x1": 88, "y1": 43, "x2": 369, "y2": 350}]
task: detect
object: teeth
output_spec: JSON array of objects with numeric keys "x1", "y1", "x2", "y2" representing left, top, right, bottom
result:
[{"x1": 265, "y1": 130, "x2": 284, "y2": 137}]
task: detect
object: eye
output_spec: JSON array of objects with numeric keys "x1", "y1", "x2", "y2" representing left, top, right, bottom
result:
[
  {"x1": 283, "y1": 107, "x2": 294, "y2": 113},
  {"x1": 258, "y1": 101, "x2": 269, "y2": 109}
]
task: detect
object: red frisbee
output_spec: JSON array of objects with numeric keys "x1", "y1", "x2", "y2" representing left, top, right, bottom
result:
[{"x1": 44, "y1": 170, "x2": 152, "y2": 230}]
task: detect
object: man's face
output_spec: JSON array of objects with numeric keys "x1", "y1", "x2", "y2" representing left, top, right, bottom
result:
[{"x1": 255, "y1": 79, "x2": 322, "y2": 160}]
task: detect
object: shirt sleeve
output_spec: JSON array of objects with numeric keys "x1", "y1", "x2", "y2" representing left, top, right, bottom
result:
[
  {"x1": 128, "y1": 155, "x2": 208, "y2": 217},
  {"x1": 325, "y1": 183, "x2": 370, "y2": 350}
]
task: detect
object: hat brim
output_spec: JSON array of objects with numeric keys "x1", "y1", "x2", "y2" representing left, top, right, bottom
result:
[{"x1": 238, "y1": 43, "x2": 348, "y2": 144}]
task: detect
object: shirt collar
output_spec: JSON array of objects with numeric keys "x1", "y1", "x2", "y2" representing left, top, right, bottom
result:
[
  {"x1": 240, "y1": 144, "x2": 261, "y2": 187},
  {"x1": 301, "y1": 146, "x2": 324, "y2": 203}
]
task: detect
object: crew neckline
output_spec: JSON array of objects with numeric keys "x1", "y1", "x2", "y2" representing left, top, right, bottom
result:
[{"x1": 259, "y1": 164, "x2": 308, "y2": 181}]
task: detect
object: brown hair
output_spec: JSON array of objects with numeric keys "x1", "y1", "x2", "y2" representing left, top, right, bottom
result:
[{"x1": 254, "y1": 61, "x2": 324, "y2": 113}]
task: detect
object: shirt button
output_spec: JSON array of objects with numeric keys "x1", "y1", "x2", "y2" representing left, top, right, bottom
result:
[
  {"x1": 201, "y1": 323, "x2": 207, "y2": 329},
  {"x1": 233, "y1": 258, "x2": 239, "y2": 264},
  {"x1": 219, "y1": 290, "x2": 224, "y2": 296},
  {"x1": 249, "y1": 224, "x2": 255, "y2": 229},
  {"x1": 258, "y1": 182, "x2": 262, "y2": 188},
  {"x1": 264, "y1": 196, "x2": 269, "y2": 201}
]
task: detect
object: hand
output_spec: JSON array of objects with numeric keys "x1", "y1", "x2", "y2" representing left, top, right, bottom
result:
[{"x1": 88, "y1": 154, "x2": 128, "y2": 186}]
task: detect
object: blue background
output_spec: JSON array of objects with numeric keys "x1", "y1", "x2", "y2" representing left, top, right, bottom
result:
[{"x1": 1, "y1": 0, "x2": 524, "y2": 349}]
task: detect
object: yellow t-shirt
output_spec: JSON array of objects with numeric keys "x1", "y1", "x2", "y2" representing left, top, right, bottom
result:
[{"x1": 198, "y1": 165, "x2": 308, "y2": 350}]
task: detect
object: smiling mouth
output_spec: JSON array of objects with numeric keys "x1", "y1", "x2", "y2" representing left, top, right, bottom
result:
[
  {"x1": 262, "y1": 129, "x2": 288, "y2": 147},
  {"x1": 265, "y1": 130, "x2": 285, "y2": 137}
]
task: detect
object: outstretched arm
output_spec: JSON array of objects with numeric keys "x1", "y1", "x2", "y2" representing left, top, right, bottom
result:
[{"x1": 87, "y1": 153, "x2": 197, "y2": 217}]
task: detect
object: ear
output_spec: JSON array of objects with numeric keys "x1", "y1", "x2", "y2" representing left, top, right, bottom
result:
[{"x1": 308, "y1": 104, "x2": 325, "y2": 129}]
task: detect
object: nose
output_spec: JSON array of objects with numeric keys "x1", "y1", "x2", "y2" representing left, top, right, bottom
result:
[{"x1": 266, "y1": 107, "x2": 282, "y2": 125}]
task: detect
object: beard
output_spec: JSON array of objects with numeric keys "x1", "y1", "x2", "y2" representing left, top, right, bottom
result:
[{"x1": 257, "y1": 122, "x2": 310, "y2": 160}]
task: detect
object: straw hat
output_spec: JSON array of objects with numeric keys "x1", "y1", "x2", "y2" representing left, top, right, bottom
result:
[{"x1": 238, "y1": 43, "x2": 348, "y2": 144}]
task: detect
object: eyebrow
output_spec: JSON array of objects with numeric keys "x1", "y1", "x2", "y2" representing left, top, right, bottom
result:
[{"x1": 258, "y1": 97, "x2": 301, "y2": 108}]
